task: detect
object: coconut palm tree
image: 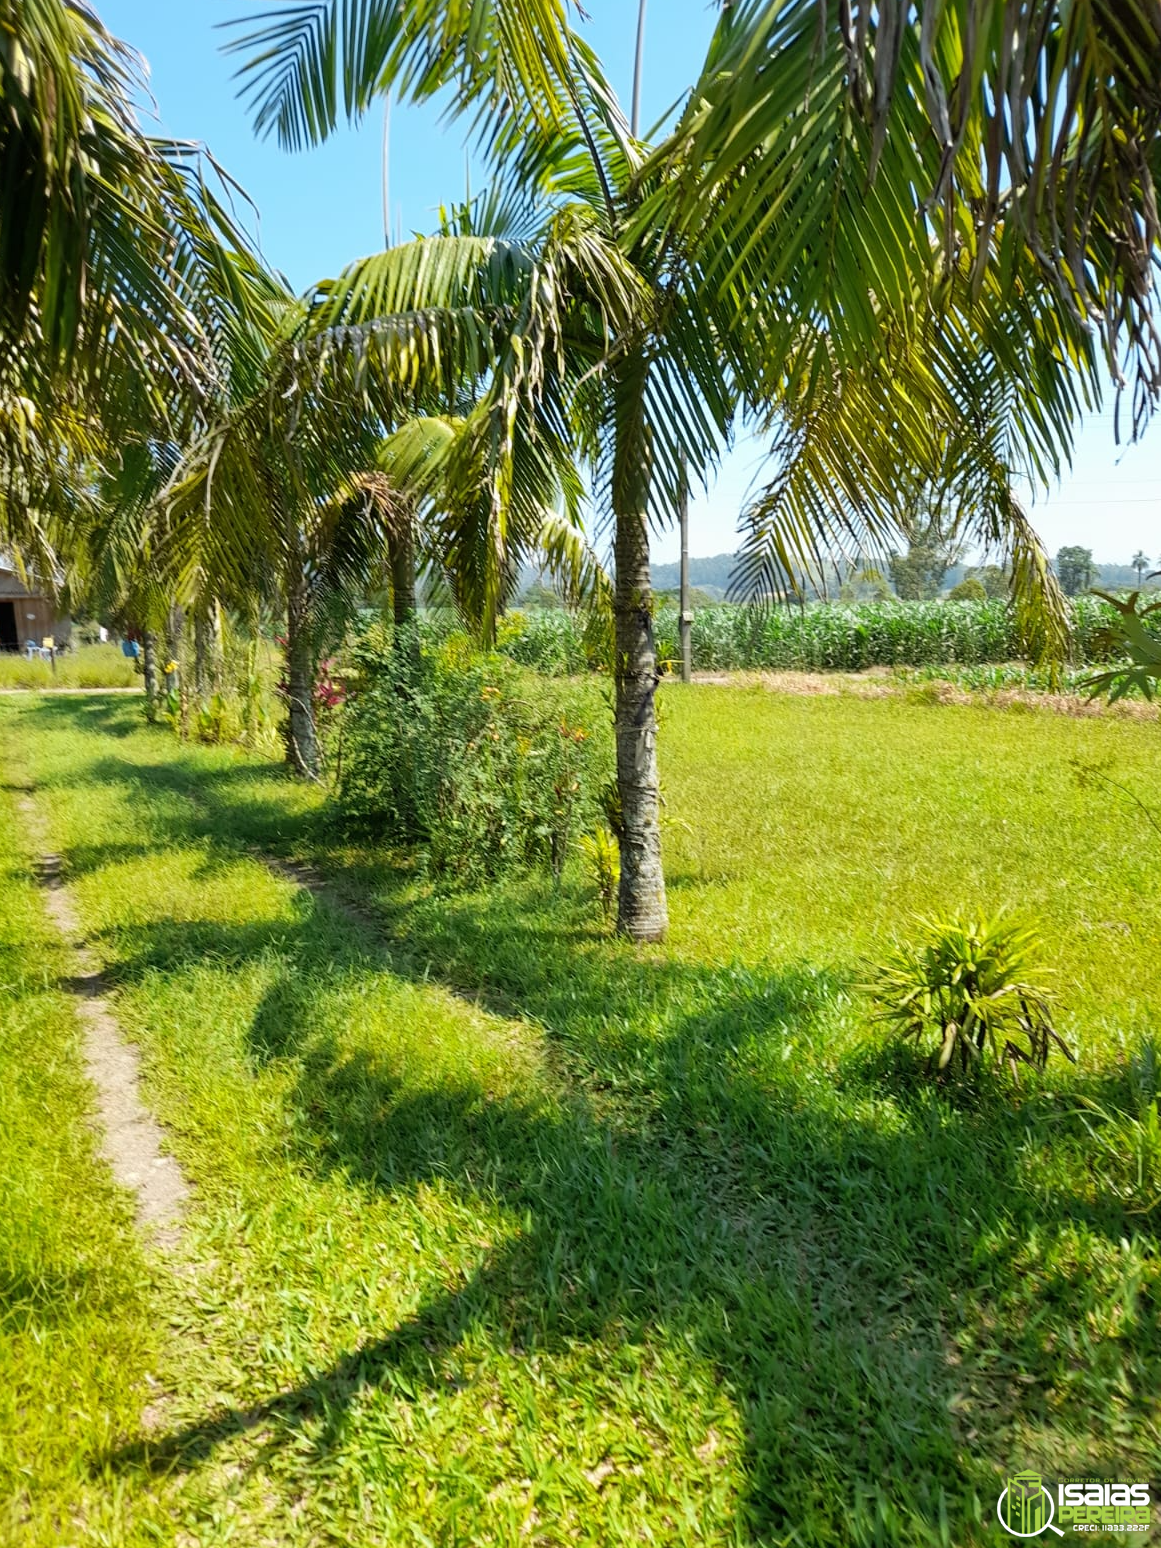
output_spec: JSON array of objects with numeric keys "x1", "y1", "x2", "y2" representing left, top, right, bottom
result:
[
  {"x1": 158, "y1": 229, "x2": 618, "y2": 775},
  {"x1": 0, "y1": 0, "x2": 276, "y2": 593},
  {"x1": 225, "y1": 0, "x2": 1160, "y2": 939},
  {"x1": 650, "y1": 1, "x2": 1160, "y2": 430},
  {"x1": 1132, "y1": 550, "x2": 1151, "y2": 586}
]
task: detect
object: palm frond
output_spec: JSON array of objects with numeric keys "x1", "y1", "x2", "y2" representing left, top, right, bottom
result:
[
  {"x1": 222, "y1": 0, "x2": 583, "y2": 157},
  {"x1": 647, "y1": 0, "x2": 1161, "y2": 427}
]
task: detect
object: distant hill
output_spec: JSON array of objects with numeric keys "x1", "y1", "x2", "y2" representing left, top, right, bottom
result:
[
  {"x1": 524, "y1": 550, "x2": 1151, "y2": 608},
  {"x1": 651, "y1": 553, "x2": 738, "y2": 596}
]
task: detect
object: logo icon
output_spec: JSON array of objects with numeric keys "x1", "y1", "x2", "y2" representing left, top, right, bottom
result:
[{"x1": 997, "y1": 1473, "x2": 1064, "y2": 1538}]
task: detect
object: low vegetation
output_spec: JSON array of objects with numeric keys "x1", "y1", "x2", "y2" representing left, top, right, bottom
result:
[
  {"x1": 497, "y1": 596, "x2": 1126, "y2": 679},
  {"x1": 0, "y1": 644, "x2": 139, "y2": 691},
  {"x1": 339, "y1": 630, "x2": 611, "y2": 883},
  {"x1": 1, "y1": 689, "x2": 1158, "y2": 1546},
  {"x1": 866, "y1": 912, "x2": 1073, "y2": 1079}
]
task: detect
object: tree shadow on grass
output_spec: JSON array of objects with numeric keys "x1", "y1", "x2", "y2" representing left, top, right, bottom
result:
[
  {"x1": 19, "y1": 694, "x2": 148, "y2": 741},
  {"x1": 36, "y1": 701, "x2": 1157, "y2": 1539},
  {"x1": 96, "y1": 883, "x2": 1161, "y2": 1545}
]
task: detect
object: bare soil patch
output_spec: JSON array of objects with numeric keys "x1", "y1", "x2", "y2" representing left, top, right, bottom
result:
[{"x1": 18, "y1": 794, "x2": 189, "y2": 1248}]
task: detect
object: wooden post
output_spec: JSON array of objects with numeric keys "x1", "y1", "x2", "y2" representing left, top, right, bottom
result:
[{"x1": 679, "y1": 482, "x2": 692, "y2": 684}]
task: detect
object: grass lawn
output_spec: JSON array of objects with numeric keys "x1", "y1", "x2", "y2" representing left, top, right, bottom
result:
[
  {"x1": 1, "y1": 688, "x2": 1158, "y2": 1546},
  {"x1": 0, "y1": 774, "x2": 157, "y2": 1545},
  {"x1": 0, "y1": 644, "x2": 140, "y2": 691}
]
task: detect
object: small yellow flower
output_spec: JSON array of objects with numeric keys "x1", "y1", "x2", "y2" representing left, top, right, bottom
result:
[{"x1": 163, "y1": 660, "x2": 178, "y2": 675}]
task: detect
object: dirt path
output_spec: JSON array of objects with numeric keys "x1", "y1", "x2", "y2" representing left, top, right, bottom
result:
[{"x1": 18, "y1": 793, "x2": 190, "y2": 1248}]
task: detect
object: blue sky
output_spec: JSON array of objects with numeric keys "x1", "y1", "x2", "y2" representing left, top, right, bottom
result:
[{"x1": 99, "y1": 1, "x2": 1160, "y2": 568}]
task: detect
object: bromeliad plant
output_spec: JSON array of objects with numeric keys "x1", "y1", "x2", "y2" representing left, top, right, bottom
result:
[{"x1": 867, "y1": 912, "x2": 1075, "y2": 1080}]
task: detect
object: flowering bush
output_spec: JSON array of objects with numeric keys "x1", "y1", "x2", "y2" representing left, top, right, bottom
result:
[
  {"x1": 338, "y1": 631, "x2": 611, "y2": 885},
  {"x1": 314, "y1": 658, "x2": 346, "y2": 712}
]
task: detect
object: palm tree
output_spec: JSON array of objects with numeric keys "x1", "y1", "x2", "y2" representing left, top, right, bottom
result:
[
  {"x1": 1132, "y1": 550, "x2": 1151, "y2": 586},
  {"x1": 375, "y1": 406, "x2": 607, "y2": 641},
  {"x1": 0, "y1": 1, "x2": 277, "y2": 599},
  {"x1": 225, "y1": 0, "x2": 1159, "y2": 939},
  {"x1": 303, "y1": 94, "x2": 743, "y2": 939},
  {"x1": 651, "y1": 2, "x2": 1160, "y2": 430},
  {"x1": 157, "y1": 260, "x2": 411, "y2": 776},
  {"x1": 159, "y1": 231, "x2": 612, "y2": 775}
]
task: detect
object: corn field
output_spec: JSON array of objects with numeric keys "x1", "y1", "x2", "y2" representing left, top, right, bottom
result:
[{"x1": 491, "y1": 597, "x2": 1125, "y2": 677}]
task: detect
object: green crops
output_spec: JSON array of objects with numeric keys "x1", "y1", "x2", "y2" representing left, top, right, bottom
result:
[
  {"x1": 653, "y1": 597, "x2": 1117, "y2": 672},
  {"x1": 488, "y1": 597, "x2": 1119, "y2": 676}
]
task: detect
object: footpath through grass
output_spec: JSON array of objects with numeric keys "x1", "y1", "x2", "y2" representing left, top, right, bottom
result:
[
  {"x1": 1, "y1": 690, "x2": 1159, "y2": 1546},
  {"x1": 0, "y1": 771, "x2": 155, "y2": 1545}
]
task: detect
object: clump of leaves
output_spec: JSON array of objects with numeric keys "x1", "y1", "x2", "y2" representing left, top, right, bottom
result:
[
  {"x1": 866, "y1": 912, "x2": 1075, "y2": 1078},
  {"x1": 1083, "y1": 590, "x2": 1161, "y2": 702},
  {"x1": 337, "y1": 630, "x2": 611, "y2": 886},
  {"x1": 577, "y1": 825, "x2": 619, "y2": 924},
  {"x1": 193, "y1": 693, "x2": 231, "y2": 744}
]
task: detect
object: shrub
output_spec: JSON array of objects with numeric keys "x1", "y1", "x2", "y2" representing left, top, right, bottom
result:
[
  {"x1": 494, "y1": 609, "x2": 591, "y2": 675},
  {"x1": 947, "y1": 576, "x2": 988, "y2": 602},
  {"x1": 577, "y1": 825, "x2": 620, "y2": 923},
  {"x1": 159, "y1": 627, "x2": 283, "y2": 755},
  {"x1": 865, "y1": 912, "x2": 1075, "y2": 1079},
  {"x1": 338, "y1": 632, "x2": 612, "y2": 885}
]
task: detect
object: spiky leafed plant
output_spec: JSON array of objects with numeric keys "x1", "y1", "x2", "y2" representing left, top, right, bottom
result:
[
  {"x1": 225, "y1": 0, "x2": 1159, "y2": 938},
  {"x1": 1084, "y1": 591, "x2": 1161, "y2": 703},
  {"x1": 866, "y1": 912, "x2": 1074, "y2": 1079}
]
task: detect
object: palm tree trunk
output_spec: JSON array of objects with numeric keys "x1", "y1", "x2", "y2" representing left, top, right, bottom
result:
[
  {"x1": 390, "y1": 511, "x2": 417, "y2": 636},
  {"x1": 612, "y1": 367, "x2": 668, "y2": 942},
  {"x1": 165, "y1": 605, "x2": 184, "y2": 673},
  {"x1": 142, "y1": 630, "x2": 159, "y2": 719},
  {"x1": 193, "y1": 608, "x2": 214, "y2": 698},
  {"x1": 284, "y1": 547, "x2": 320, "y2": 779}
]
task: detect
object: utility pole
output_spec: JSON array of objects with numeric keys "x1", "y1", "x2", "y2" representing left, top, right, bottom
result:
[
  {"x1": 632, "y1": 0, "x2": 693, "y2": 684},
  {"x1": 631, "y1": 0, "x2": 647, "y2": 141},
  {"x1": 679, "y1": 480, "x2": 692, "y2": 683},
  {"x1": 382, "y1": 95, "x2": 392, "y2": 247}
]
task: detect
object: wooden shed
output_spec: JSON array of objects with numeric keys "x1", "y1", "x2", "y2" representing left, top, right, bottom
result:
[{"x1": 0, "y1": 563, "x2": 70, "y2": 652}]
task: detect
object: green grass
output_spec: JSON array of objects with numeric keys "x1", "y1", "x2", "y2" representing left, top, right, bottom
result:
[
  {"x1": 0, "y1": 644, "x2": 140, "y2": 691},
  {"x1": 0, "y1": 774, "x2": 157, "y2": 1546},
  {"x1": 1, "y1": 690, "x2": 1159, "y2": 1545}
]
